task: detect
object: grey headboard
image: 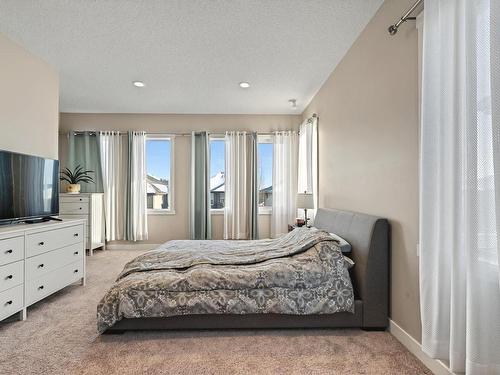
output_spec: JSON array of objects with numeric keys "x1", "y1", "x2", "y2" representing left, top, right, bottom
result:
[{"x1": 314, "y1": 208, "x2": 390, "y2": 329}]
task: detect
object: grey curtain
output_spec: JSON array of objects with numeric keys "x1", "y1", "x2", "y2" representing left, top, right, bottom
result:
[
  {"x1": 67, "y1": 131, "x2": 103, "y2": 192},
  {"x1": 190, "y1": 131, "x2": 211, "y2": 239}
]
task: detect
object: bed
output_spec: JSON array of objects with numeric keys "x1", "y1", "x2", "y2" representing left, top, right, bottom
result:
[{"x1": 98, "y1": 208, "x2": 389, "y2": 333}]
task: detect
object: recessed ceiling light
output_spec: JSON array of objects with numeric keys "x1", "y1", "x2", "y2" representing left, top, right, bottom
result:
[
  {"x1": 133, "y1": 81, "x2": 145, "y2": 87},
  {"x1": 239, "y1": 82, "x2": 250, "y2": 88}
]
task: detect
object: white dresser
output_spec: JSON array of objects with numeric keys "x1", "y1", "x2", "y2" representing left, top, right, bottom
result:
[
  {"x1": 0, "y1": 219, "x2": 86, "y2": 322},
  {"x1": 59, "y1": 193, "x2": 105, "y2": 255}
]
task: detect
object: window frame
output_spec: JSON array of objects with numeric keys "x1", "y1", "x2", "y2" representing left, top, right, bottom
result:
[
  {"x1": 257, "y1": 134, "x2": 274, "y2": 215},
  {"x1": 209, "y1": 135, "x2": 226, "y2": 214},
  {"x1": 145, "y1": 134, "x2": 175, "y2": 215}
]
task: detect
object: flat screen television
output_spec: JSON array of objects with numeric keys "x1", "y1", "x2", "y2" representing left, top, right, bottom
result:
[{"x1": 0, "y1": 150, "x2": 59, "y2": 224}]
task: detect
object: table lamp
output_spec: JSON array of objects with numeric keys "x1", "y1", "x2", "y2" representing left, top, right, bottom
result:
[{"x1": 296, "y1": 192, "x2": 314, "y2": 227}]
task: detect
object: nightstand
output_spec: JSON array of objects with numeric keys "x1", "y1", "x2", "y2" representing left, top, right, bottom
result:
[{"x1": 288, "y1": 224, "x2": 308, "y2": 232}]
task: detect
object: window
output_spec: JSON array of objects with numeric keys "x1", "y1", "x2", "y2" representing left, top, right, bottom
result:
[
  {"x1": 257, "y1": 135, "x2": 273, "y2": 211},
  {"x1": 209, "y1": 137, "x2": 225, "y2": 210},
  {"x1": 145, "y1": 135, "x2": 174, "y2": 213},
  {"x1": 207, "y1": 134, "x2": 273, "y2": 212}
]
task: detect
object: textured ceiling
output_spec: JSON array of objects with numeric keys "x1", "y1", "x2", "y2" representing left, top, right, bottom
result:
[{"x1": 0, "y1": 0, "x2": 382, "y2": 114}]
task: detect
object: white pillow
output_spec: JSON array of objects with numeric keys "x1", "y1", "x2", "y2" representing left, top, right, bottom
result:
[
  {"x1": 343, "y1": 256, "x2": 355, "y2": 269},
  {"x1": 329, "y1": 232, "x2": 352, "y2": 253}
]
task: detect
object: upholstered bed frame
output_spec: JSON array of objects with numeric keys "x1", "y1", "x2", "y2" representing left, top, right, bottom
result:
[{"x1": 105, "y1": 208, "x2": 390, "y2": 332}]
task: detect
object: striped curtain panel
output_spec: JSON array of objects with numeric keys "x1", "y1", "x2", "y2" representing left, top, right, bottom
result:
[
  {"x1": 190, "y1": 131, "x2": 211, "y2": 240},
  {"x1": 126, "y1": 131, "x2": 148, "y2": 241},
  {"x1": 271, "y1": 131, "x2": 299, "y2": 238},
  {"x1": 224, "y1": 131, "x2": 258, "y2": 240},
  {"x1": 298, "y1": 116, "x2": 318, "y2": 223},
  {"x1": 98, "y1": 131, "x2": 126, "y2": 241}
]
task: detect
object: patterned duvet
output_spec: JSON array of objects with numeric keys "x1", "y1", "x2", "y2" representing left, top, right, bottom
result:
[{"x1": 97, "y1": 227, "x2": 354, "y2": 333}]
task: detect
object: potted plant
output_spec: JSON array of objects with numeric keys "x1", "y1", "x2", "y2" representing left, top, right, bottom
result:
[{"x1": 60, "y1": 165, "x2": 95, "y2": 194}]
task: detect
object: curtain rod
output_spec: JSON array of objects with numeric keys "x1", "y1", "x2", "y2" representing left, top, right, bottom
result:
[
  {"x1": 58, "y1": 114, "x2": 317, "y2": 137},
  {"x1": 58, "y1": 130, "x2": 293, "y2": 137},
  {"x1": 306, "y1": 113, "x2": 318, "y2": 124},
  {"x1": 388, "y1": 0, "x2": 423, "y2": 35},
  {"x1": 58, "y1": 131, "x2": 192, "y2": 137}
]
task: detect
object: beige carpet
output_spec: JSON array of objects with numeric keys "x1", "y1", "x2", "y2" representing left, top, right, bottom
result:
[{"x1": 0, "y1": 249, "x2": 430, "y2": 375}]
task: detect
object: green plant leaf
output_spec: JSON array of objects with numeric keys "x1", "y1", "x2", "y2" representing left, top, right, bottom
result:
[{"x1": 59, "y1": 165, "x2": 95, "y2": 184}]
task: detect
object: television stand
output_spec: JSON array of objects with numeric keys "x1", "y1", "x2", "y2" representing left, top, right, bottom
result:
[
  {"x1": 0, "y1": 219, "x2": 86, "y2": 324},
  {"x1": 24, "y1": 216, "x2": 63, "y2": 224}
]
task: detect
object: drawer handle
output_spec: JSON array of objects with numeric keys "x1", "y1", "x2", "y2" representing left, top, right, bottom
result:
[
  {"x1": 38, "y1": 285, "x2": 44, "y2": 290},
  {"x1": 5, "y1": 300, "x2": 12, "y2": 306},
  {"x1": 74, "y1": 251, "x2": 79, "y2": 255},
  {"x1": 74, "y1": 233, "x2": 79, "y2": 237},
  {"x1": 38, "y1": 263, "x2": 44, "y2": 268},
  {"x1": 5, "y1": 249, "x2": 13, "y2": 254},
  {"x1": 38, "y1": 241, "x2": 45, "y2": 246},
  {"x1": 5, "y1": 275, "x2": 13, "y2": 280},
  {"x1": 74, "y1": 269, "x2": 79, "y2": 273},
  {"x1": 79, "y1": 207, "x2": 82, "y2": 210}
]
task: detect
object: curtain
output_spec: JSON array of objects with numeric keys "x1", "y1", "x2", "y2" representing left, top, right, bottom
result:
[
  {"x1": 420, "y1": 0, "x2": 500, "y2": 373},
  {"x1": 126, "y1": 131, "x2": 148, "y2": 241},
  {"x1": 271, "y1": 131, "x2": 298, "y2": 238},
  {"x1": 298, "y1": 116, "x2": 318, "y2": 223},
  {"x1": 190, "y1": 131, "x2": 211, "y2": 240},
  {"x1": 67, "y1": 131, "x2": 103, "y2": 193},
  {"x1": 224, "y1": 131, "x2": 258, "y2": 239},
  {"x1": 98, "y1": 131, "x2": 126, "y2": 241}
]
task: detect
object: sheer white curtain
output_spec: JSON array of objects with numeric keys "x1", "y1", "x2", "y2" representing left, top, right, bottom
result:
[
  {"x1": 298, "y1": 116, "x2": 318, "y2": 223},
  {"x1": 271, "y1": 131, "x2": 298, "y2": 238},
  {"x1": 420, "y1": 0, "x2": 500, "y2": 373},
  {"x1": 224, "y1": 131, "x2": 258, "y2": 239},
  {"x1": 99, "y1": 131, "x2": 126, "y2": 241},
  {"x1": 126, "y1": 131, "x2": 148, "y2": 241}
]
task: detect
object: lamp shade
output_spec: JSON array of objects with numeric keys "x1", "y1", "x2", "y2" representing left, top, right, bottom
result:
[{"x1": 296, "y1": 192, "x2": 314, "y2": 209}]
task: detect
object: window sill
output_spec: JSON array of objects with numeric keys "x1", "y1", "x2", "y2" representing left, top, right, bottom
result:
[
  {"x1": 210, "y1": 209, "x2": 225, "y2": 215},
  {"x1": 147, "y1": 210, "x2": 176, "y2": 216},
  {"x1": 258, "y1": 208, "x2": 272, "y2": 215}
]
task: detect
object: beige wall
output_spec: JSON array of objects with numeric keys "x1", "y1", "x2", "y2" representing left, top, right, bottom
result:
[
  {"x1": 303, "y1": 0, "x2": 420, "y2": 341},
  {"x1": 0, "y1": 33, "x2": 59, "y2": 159},
  {"x1": 59, "y1": 113, "x2": 300, "y2": 242}
]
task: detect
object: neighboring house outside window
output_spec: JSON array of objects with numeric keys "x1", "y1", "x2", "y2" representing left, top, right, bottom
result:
[
  {"x1": 210, "y1": 137, "x2": 225, "y2": 211},
  {"x1": 259, "y1": 185, "x2": 273, "y2": 207},
  {"x1": 210, "y1": 171, "x2": 225, "y2": 209},
  {"x1": 146, "y1": 174, "x2": 169, "y2": 209},
  {"x1": 145, "y1": 135, "x2": 174, "y2": 214}
]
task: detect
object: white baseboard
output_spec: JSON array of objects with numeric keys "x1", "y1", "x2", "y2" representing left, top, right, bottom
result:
[
  {"x1": 389, "y1": 320, "x2": 454, "y2": 375},
  {"x1": 105, "y1": 243, "x2": 160, "y2": 251}
]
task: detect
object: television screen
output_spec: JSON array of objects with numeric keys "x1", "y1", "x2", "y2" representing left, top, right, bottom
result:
[{"x1": 0, "y1": 150, "x2": 59, "y2": 224}]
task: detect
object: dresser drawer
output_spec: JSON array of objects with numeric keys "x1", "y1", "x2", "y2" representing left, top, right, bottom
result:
[
  {"x1": 25, "y1": 243, "x2": 83, "y2": 281},
  {"x1": 0, "y1": 236, "x2": 24, "y2": 266},
  {"x1": 26, "y1": 225, "x2": 84, "y2": 258},
  {"x1": 60, "y1": 196, "x2": 89, "y2": 204},
  {"x1": 59, "y1": 202, "x2": 89, "y2": 214},
  {"x1": 26, "y1": 259, "x2": 84, "y2": 306},
  {"x1": 0, "y1": 261, "x2": 24, "y2": 293},
  {"x1": 58, "y1": 214, "x2": 89, "y2": 223},
  {"x1": 0, "y1": 284, "x2": 23, "y2": 320}
]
